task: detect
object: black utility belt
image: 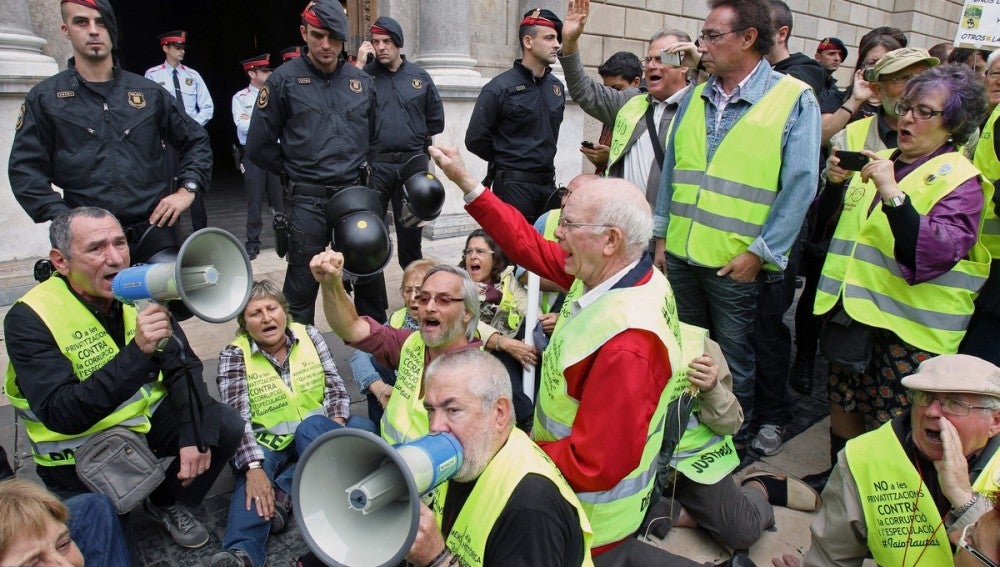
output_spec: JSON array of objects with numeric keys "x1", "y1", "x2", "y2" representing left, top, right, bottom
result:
[
  {"x1": 496, "y1": 169, "x2": 554, "y2": 185},
  {"x1": 370, "y1": 150, "x2": 425, "y2": 164},
  {"x1": 287, "y1": 180, "x2": 357, "y2": 198}
]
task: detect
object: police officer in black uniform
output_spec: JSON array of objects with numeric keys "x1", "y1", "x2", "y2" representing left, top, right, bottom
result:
[
  {"x1": 356, "y1": 17, "x2": 444, "y2": 270},
  {"x1": 465, "y1": 8, "x2": 565, "y2": 223},
  {"x1": 8, "y1": 0, "x2": 212, "y2": 252},
  {"x1": 246, "y1": 0, "x2": 386, "y2": 325}
]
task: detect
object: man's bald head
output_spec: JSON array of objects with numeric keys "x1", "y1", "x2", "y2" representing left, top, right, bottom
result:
[{"x1": 575, "y1": 178, "x2": 652, "y2": 259}]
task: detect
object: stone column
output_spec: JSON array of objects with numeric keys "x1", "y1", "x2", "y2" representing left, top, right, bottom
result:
[
  {"x1": 0, "y1": 0, "x2": 59, "y2": 262},
  {"x1": 412, "y1": 0, "x2": 479, "y2": 81}
]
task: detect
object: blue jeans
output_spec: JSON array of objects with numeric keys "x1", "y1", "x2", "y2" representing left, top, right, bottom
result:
[
  {"x1": 349, "y1": 350, "x2": 396, "y2": 428},
  {"x1": 666, "y1": 255, "x2": 759, "y2": 427},
  {"x1": 294, "y1": 414, "x2": 378, "y2": 457},
  {"x1": 67, "y1": 493, "x2": 132, "y2": 566},
  {"x1": 224, "y1": 415, "x2": 376, "y2": 567}
]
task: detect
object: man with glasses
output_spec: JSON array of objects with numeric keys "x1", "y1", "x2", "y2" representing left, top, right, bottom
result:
[
  {"x1": 560, "y1": 0, "x2": 691, "y2": 207},
  {"x1": 145, "y1": 30, "x2": 214, "y2": 231},
  {"x1": 310, "y1": 253, "x2": 483, "y2": 445},
  {"x1": 774, "y1": 354, "x2": 1000, "y2": 567},
  {"x1": 652, "y1": 0, "x2": 820, "y2": 453},
  {"x1": 430, "y1": 145, "x2": 755, "y2": 566}
]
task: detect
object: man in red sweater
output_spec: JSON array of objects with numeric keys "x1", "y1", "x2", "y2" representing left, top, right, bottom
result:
[{"x1": 430, "y1": 146, "x2": 753, "y2": 567}]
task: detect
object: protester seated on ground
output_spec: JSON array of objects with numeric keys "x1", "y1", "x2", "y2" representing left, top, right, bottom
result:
[
  {"x1": 3, "y1": 206, "x2": 243, "y2": 550},
  {"x1": 350, "y1": 258, "x2": 438, "y2": 426},
  {"x1": 459, "y1": 229, "x2": 530, "y2": 341},
  {"x1": 212, "y1": 280, "x2": 376, "y2": 567},
  {"x1": 805, "y1": 64, "x2": 992, "y2": 492},
  {"x1": 644, "y1": 332, "x2": 819, "y2": 551},
  {"x1": 955, "y1": 492, "x2": 1000, "y2": 567},
  {"x1": 0, "y1": 478, "x2": 131, "y2": 566},
  {"x1": 772, "y1": 354, "x2": 1000, "y2": 567}
]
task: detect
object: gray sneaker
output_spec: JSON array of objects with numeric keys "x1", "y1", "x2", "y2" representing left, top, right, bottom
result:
[
  {"x1": 210, "y1": 550, "x2": 253, "y2": 567},
  {"x1": 143, "y1": 498, "x2": 210, "y2": 549},
  {"x1": 750, "y1": 424, "x2": 785, "y2": 456}
]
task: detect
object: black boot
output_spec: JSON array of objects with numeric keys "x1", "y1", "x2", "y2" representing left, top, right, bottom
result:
[
  {"x1": 788, "y1": 352, "x2": 815, "y2": 395},
  {"x1": 802, "y1": 429, "x2": 848, "y2": 493},
  {"x1": 715, "y1": 552, "x2": 757, "y2": 567}
]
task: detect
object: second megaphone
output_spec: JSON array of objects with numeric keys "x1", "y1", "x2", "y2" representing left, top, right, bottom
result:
[
  {"x1": 294, "y1": 429, "x2": 462, "y2": 567},
  {"x1": 111, "y1": 227, "x2": 253, "y2": 323}
]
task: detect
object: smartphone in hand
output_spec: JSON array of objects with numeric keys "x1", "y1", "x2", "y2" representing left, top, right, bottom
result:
[
  {"x1": 835, "y1": 150, "x2": 870, "y2": 171},
  {"x1": 581, "y1": 140, "x2": 595, "y2": 149},
  {"x1": 659, "y1": 51, "x2": 682, "y2": 67}
]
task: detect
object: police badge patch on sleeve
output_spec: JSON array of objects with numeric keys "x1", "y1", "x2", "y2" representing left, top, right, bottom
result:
[
  {"x1": 349, "y1": 79, "x2": 362, "y2": 93},
  {"x1": 258, "y1": 86, "x2": 269, "y2": 109},
  {"x1": 411, "y1": 78, "x2": 422, "y2": 90},
  {"x1": 15, "y1": 104, "x2": 24, "y2": 131}
]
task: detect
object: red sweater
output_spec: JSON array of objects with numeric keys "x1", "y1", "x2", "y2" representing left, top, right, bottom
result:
[{"x1": 467, "y1": 190, "x2": 672, "y2": 554}]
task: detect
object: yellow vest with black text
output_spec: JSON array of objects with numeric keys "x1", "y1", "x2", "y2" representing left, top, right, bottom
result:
[
  {"x1": 847, "y1": 421, "x2": 1000, "y2": 566},
  {"x1": 667, "y1": 76, "x2": 808, "y2": 270},
  {"x1": 972, "y1": 104, "x2": 1000, "y2": 258},
  {"x1": 231, "y1": 322, "x2": 326, "y2": 452},
  {"x1": 4, "y1": 277, "x2": 166, "y2": 466},
  {"x1": 663, "y1": 324, "x2": 739, "y2": 484},
  {"x1": 534, "y1": 270, "x2": 681, "y2": 547},
  {"x1": 814, "y1": 150, "x2": 992, "y2": 353},
  {"x1": 432, "y1": 428, "x2": 595, "y2": 567},
  {"x1": 606, "y1": 95, "x2": 649, "y2": 174},
  {"x1": 380, "y1": 332, "x2": 429, "y2": 444},
  {"x1": 497, "y1": 267, "x2": 522, "y2": 331}
]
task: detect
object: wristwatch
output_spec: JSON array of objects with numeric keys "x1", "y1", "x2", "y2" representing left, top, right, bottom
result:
[
  {"x1": 180, "y1": 179, "x2": 201, "y2": 194},
  {"x1": 246, "y1": 460, "x2": 262, "y2": 471},
  {"x1": 882, "y1": 193, "x2": 906, "y2": 208}
]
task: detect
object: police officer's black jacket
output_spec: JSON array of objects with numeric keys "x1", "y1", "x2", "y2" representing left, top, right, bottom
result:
[
  {"x1": 465, "y1": 59, "x2": 565, "y2": 173},
  {"x1": 246, "y1": 48, "x2": 378, "y2": 186},
  {"x1": 363, "y1": 57, "x2": 444, "y2": 155},
  {"x1": 8, "y1": 58, "x2": 212, "y2": 226}
]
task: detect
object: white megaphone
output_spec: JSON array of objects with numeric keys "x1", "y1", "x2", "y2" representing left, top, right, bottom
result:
[
  {"x1": 294, "y1": 429, "x2": 463, "y2": 567},
  {"x1": 111, "y1": 227, "x2": 253, "y2": 323}
]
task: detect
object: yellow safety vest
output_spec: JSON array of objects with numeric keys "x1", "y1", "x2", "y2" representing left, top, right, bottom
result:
[
  {"x1": 972, "y1": 104, "x2": 1000, "y2": 258},
  {"x1": 231, "y1": 322, "x2": 326, "y2": 452},
  {"x1": 4, "y1": 277, "x2": 166, "y2": 466},
  {"x1": 814, "y1": 150, "x2": 993, "y2": 353},
  {"x1": 667, "y1": 76, "x2": 807, "y2": 270},
  {"x1": 534, "y1": 270, "x2": 682, "y2": 547},
  {"x1": 846, "y1": 421, "x2": 1000, "y2": 566},
  {"x1": 537, "y1": 210, "x2": 562, "y2": 314},
  {"x1": 497, "y1": 266, "x2": 522, "y2": 331},
  {"x1": 844, "y1": 115, "x2": 878, "y2": 153},
  {"x1": 607, "y1": 95, "x2": 650, "y2": 173},
  {"x1": 388, "y1": 307, "x2": 407, "y2": 329},
  {"x1": 664, "y1": 324, "x2": 739, "y2": 484},
  {"x1": 432, "y1": 428, "x2": 595, "y2": 567},
  {"x1": 380, "y1": 332, "x2": 429, "y2": 444}
]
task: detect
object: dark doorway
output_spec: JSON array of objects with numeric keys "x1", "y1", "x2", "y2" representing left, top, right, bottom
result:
[{"x1": 110, "y1": 0, "x2": 304, "y2": 179}]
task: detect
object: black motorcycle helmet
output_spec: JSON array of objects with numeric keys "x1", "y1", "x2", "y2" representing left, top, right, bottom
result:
[
  {"x1": 398, "y1": 155, "x2": 445, "y2": 229},
  {"x1": 325, "y1": 186, "x2": 392, "y2": 277}
]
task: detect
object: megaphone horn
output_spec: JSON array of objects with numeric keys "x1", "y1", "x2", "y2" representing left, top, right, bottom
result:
[
  {"x1": 294, "y1": 429, "x2": 462, "y2": 567},
  {"x1": 112, "y1": 228, "x2": 253, "y2": 323}
]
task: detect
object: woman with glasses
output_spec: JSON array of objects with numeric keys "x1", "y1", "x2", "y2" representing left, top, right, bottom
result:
[
  {"x1": 811, "y1": 63, "x2": 993, "y2": 483},
  {"x1": 458, "y1": 229, "x2": 537, "y2": 371}
]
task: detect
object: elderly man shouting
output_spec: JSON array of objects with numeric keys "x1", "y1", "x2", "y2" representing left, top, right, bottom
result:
[
  {"x1": 431, "y1": 146, "x2": 754, "y2": 566},
  {"x1": 774, "y1": 354, "x2": 1000, "y2": 567}
]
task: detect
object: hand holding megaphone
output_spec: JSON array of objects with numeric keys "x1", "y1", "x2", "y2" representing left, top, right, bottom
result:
[
  {"x1": 134, "y1": 303, "x2": 173, "y2": 355},
  {"x1": 406, "y1": 504, "x2": 447, "y2": 566},
  {"x1": 309, "y1": 249, "x2": 346, "y2": 288}
]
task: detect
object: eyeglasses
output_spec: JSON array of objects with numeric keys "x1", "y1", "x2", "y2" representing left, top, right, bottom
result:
[
  {"x1": 959, "y1": 520, "x2": 999, "y2": 567},
  {"x1": 908, "y1": 390, "x2": 994, "y2": 417},
  {"x1": 697, "y1": 28, "x2": 745, "y2": 45},
  {"x1": 880, "y1": 73, "x2": 918, "y2": 85},
  {"x1": 463, "y1": 248, "x2": 493, "y2": 257},
  {"x1": 415, "y1": 293, "x2": 462, "y2": 307},
  {"x1": 556, "y1": 217, "x2": 614, "y2": 231},
  {"x1": 400, "y1": 286, "x2": 420, "y2": 297},
  {"x1": 893, "y1": 102, "x2": 944, "y2": 121}
]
